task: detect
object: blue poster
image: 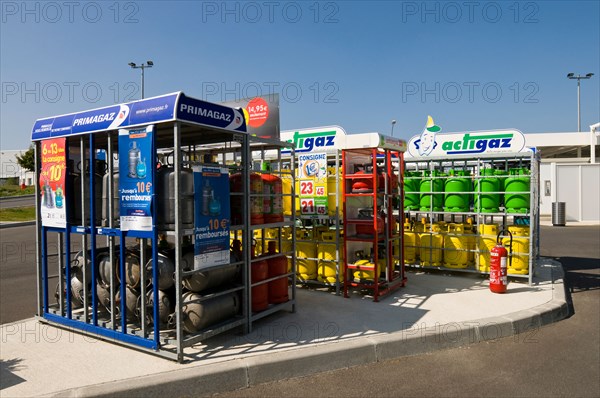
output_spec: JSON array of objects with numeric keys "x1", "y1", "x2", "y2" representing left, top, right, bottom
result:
[
  {"x1": 118, "y1": 125, "x2": 154, "y2": 231},
  {"x1": 193, "y1": 165, "x2": 231, "y2": 269}
]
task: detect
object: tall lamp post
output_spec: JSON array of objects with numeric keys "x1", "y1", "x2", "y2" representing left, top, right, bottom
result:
[
  {"x1": 391, "y1": 119, "x2": 397, "y2": 136},
  {"x1": 567, "y1": 72, "x2": 594, "y2": 132},
  {"x1": 129, "y1": 61, "x2": 154, "y2": 99}
]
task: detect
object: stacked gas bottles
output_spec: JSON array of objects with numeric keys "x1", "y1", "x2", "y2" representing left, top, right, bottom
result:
[
  {"x1": 180, "y1": 239, "x2": 243, "y2": 333},
  {"x1": 241, "y1": 239, "x2": 290, "y2": 314},
  {"x1": 401, "y1": 218, "x2": 476, "y2": 270},
  {"x1": 295, "y1": 227, "x2": 320, "y2": 282},
  {"x1": 57, "y1": 241, "x2": 177, "y2": 328},
  {"x1": 403, "y1": 166, "x2": 531, "y2": 214},
  {"x1": 230, "y1": 162, "x2": 284, "y2": 226},
  {"x1": 401, "y1": 218, "x2": 532, "y2": 273},
  {"x1": 477, "y1": 223, "x2": 530, "y2": 275},
  {"x1": 78, "y1": 161, "x2": 196, "y2": 228},
  {"x1": 402, "y1": 165, "x2": 531, "y2": 274},
  {"x1": 56, "y1": 237, "x2": 249, "y2": 334},
  {"x1": 293, "y1": 226, "x2": 346, "y2": 284}
]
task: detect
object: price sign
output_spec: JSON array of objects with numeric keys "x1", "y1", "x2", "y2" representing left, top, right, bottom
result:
[
  {"x1": 301, "y1": 198, "x2": 315, "y2": 215},
  {"x1": 39, "y1": 137, "x2": 67, "y2": 228},
  {"x1": 246, "y1": 97, "x2": 269, "y2": 128},
  {"x1": 300, "y1": 180, "x2": 314, "y2": 196}
]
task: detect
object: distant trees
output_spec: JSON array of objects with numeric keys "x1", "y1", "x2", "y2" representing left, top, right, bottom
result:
[{"x1": 16, "y1": 145, "x2": 35, "y2": 172}]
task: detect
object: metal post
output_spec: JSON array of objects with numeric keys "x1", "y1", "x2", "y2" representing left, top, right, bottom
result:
[
  {"x1": 577, "y1": 79, "x2": 581, "y2": 132},
  {"x1": 290, "y1": 146, "x2": 296, "y2": 313},
  {"x1": 174, "y1": 122, "x2": 183, "y2": 361},
  {"x1": 34, "y1": 142, "x2": 43, "y2": 316},
  {"x1": 107, "y1": 133, "x2": 116, "y2": 327},
  {"x1": 80, "y1": 136, "x2": 89, "y2": 323},
  {"x1": 151, "y1": 127, "x2": 159, "y2": 348},
  {"x1": 89, "y1": 135, "x2": 98, "y2": 326},
  {"x1": 335, "y1": 150, "x2": 340, "y2": 296},
  {"x1": 58, "y1": 233, "x2": 64, "y2": 316},
  {"x1": 140, "y1": 239, "x2": 147, "y2": 338},
  {"x1": 65, "y1": 142, "x2": 72, "y2": 319},
  {"x1": 141, "y1": 66, "x2": 145, "y2": 99},
  {"x1": 243, "y1": 134, "x2": 252, "y2": 333}
]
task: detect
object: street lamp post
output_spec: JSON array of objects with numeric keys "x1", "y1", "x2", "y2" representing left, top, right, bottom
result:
[
  {"x1": 391, "y1": 119, "x2": 397, "y2": 137},
  {"x1": 129, "y1": 61, "x2": 154, "y2": 99},
  {"x1": 567, "y1": 72, "x2": 594, "y2": 132}
]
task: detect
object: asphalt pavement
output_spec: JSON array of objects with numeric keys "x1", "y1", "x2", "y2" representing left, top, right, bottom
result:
[
  {"x1": 0, "y1": 222, "x2": 598, "y2": 397},
  {"x1": 212, "y1": 224, "x2": 600, "y2": 398},
  {"x1": 0, "y1": 195, "x2": 35, "y2": 210}
]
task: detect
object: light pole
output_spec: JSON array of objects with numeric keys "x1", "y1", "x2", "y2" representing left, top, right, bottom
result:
[
  {"x1": 129, "y1": 61, "x2": 154, "y2": 99},
  {"x1": 391, "y1": 119, "x2": 397, "y2": 136},
  {"x1": 567, "y1": 72, "x2": 594, "y2": 131}
]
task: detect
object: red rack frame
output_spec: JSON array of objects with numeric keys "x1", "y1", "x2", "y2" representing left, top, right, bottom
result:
[{"x1": 342, "y1": 147, "x2": 406, "y2": 302}]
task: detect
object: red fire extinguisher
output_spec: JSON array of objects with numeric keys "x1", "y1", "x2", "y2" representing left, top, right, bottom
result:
[{"x1": 489, "y1": 229, "x2": 512, "y2": 293}]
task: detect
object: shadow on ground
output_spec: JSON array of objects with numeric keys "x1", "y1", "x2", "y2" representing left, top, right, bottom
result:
[{"x1": 0, "y1": 358, "x2": 26, "y2": 390}]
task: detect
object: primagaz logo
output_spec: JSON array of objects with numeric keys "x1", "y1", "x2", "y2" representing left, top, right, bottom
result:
[
  {"x1": 287, "y1": 130, "x2": 336, "y2": 153},
  {"x1": 443, "y1": 133, "x2": 513, "y2": 155}
]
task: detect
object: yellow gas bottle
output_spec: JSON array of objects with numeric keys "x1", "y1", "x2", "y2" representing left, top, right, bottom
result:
[
  {"x1": 281, "y1": 169, "x2": 293, "y2": 217},
  {"x1": 419, "y1": 223, "x2": 443, "y2": 266},
  {"x1": 403, "y1": 219, "x2": 418, "y2": 264},
  {"x1": 353, "y1": 257, "x2": 386, "y2": 282},
  {"x1": 504, "y1": 225, "x2": 530, "y2": 275},
  {"x1": 478, "y1": 223, "x2": 499, "y2": 272},
  {"x1": 436, "y1": 221, "x2": 449, "y2": 233},
  {"x1": 313, "y1": 225, "x2": 330, "y2": 241},
  {"x1": 443, "y1": 223, "x2": 468, "y2": 269},
  {"x1": 462, "y1": 219, "x2": 476, "y2": 266},
  {"x1": 230, "y1": 232, "x2": 239, "y2": 248},
  {"x1": 296, "y1": 229, "x2": 317, "y2": 280},
  {"x1": 317, "y1": 232, "x2": 343, "y2": 284},
  {"x1": 280, "y1": 227, "x2": 293, "y2": 273},
  {"x1": 253, "y1": 229, "x2": 264, "y2": 256},
  {"x1": 262, "y1": 228, "x2": 282, "y2": 251},
  {"x1": 413, "y1": 217, "x2": 428, "y2": 260},
  {"x1": 327, "y1": 166, "x2": 343, "y2": 218}
]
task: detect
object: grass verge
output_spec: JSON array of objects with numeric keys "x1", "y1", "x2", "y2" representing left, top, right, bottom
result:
[
  {"x1": 0, "y1": 185, "x2": 35, "y2": 197},
  {"x1": 0, "y1": 206, "x2": 36, "y2": 222}
]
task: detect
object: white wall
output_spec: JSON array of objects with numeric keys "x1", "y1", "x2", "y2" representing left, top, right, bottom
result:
[
  {"x1": 0, "y1": 149, "x2": 34, "y2": 185},
  {"x1": 541, "y1": 161, "x2": 600, "y2": 222}
]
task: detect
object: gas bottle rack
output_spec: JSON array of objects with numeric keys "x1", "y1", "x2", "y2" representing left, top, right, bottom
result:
[
  {"x1": 403, "y1": 151, "x2": 540, "y2": 285},
  {"x1": 32, "y1": 93, "x2": 297, "y2": 362},
  {"x1": 235, "y1": 138, "x2": 298, "y2": 326},
  {"x1": 291, "y1": 151, "x2": 345, "y2": 295},
  {"x1": 342, "y1": 147, "x2": 406, "y2": 302}
]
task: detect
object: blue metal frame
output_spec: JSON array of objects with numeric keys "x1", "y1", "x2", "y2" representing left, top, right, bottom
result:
[
  {"x1": 40, "y1": 131, "x2": 161, "y2": 351},
  {"x1": 44, "y1": 313, "x2": 158, "y2": 349}
]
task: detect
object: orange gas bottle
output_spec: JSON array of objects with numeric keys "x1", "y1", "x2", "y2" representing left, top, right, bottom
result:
[
  {"x1": 264, "y1": 241, "x2": 289, "y2": 304},
  {"x1": 261, "y1": 164, "x2": 284, "y2": 223},
  {"x1": 230, "y1": 172, "x2": 264, "y2": 225},
  {"x1": 251, "y1": 244, "x2": 269, "y2": 312}
]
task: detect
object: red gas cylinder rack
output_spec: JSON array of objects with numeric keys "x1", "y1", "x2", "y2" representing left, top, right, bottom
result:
[{"x1": 342, "y1": 146, "x2": 406, "y2": 302}]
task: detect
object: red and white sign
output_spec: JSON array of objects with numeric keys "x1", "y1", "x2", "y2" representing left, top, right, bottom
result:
[
  {"x1": 39, "y1": 138, "x2": 67, "y2": 227},
  {"x1": 246, "y1": 97, "x2": 269, "y2": 128}
]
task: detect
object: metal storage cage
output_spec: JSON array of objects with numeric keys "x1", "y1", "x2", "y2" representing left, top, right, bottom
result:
[
  {"x1": 341, "y1": 135, "x2": 407, "y2": 302},
  {"x1": 31, "y1": 92, "x2": 296, "y2": 362},
  {"x1": 271, "y1": 127, "x2": 347, "y2": 295},
  {"x1": 403, "y1": 150, "x2": 540, "y2": 285}
]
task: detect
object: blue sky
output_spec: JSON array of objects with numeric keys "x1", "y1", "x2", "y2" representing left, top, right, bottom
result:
[{"x1": 1, "y1": 0, "x2": 599, "y2": 150}]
